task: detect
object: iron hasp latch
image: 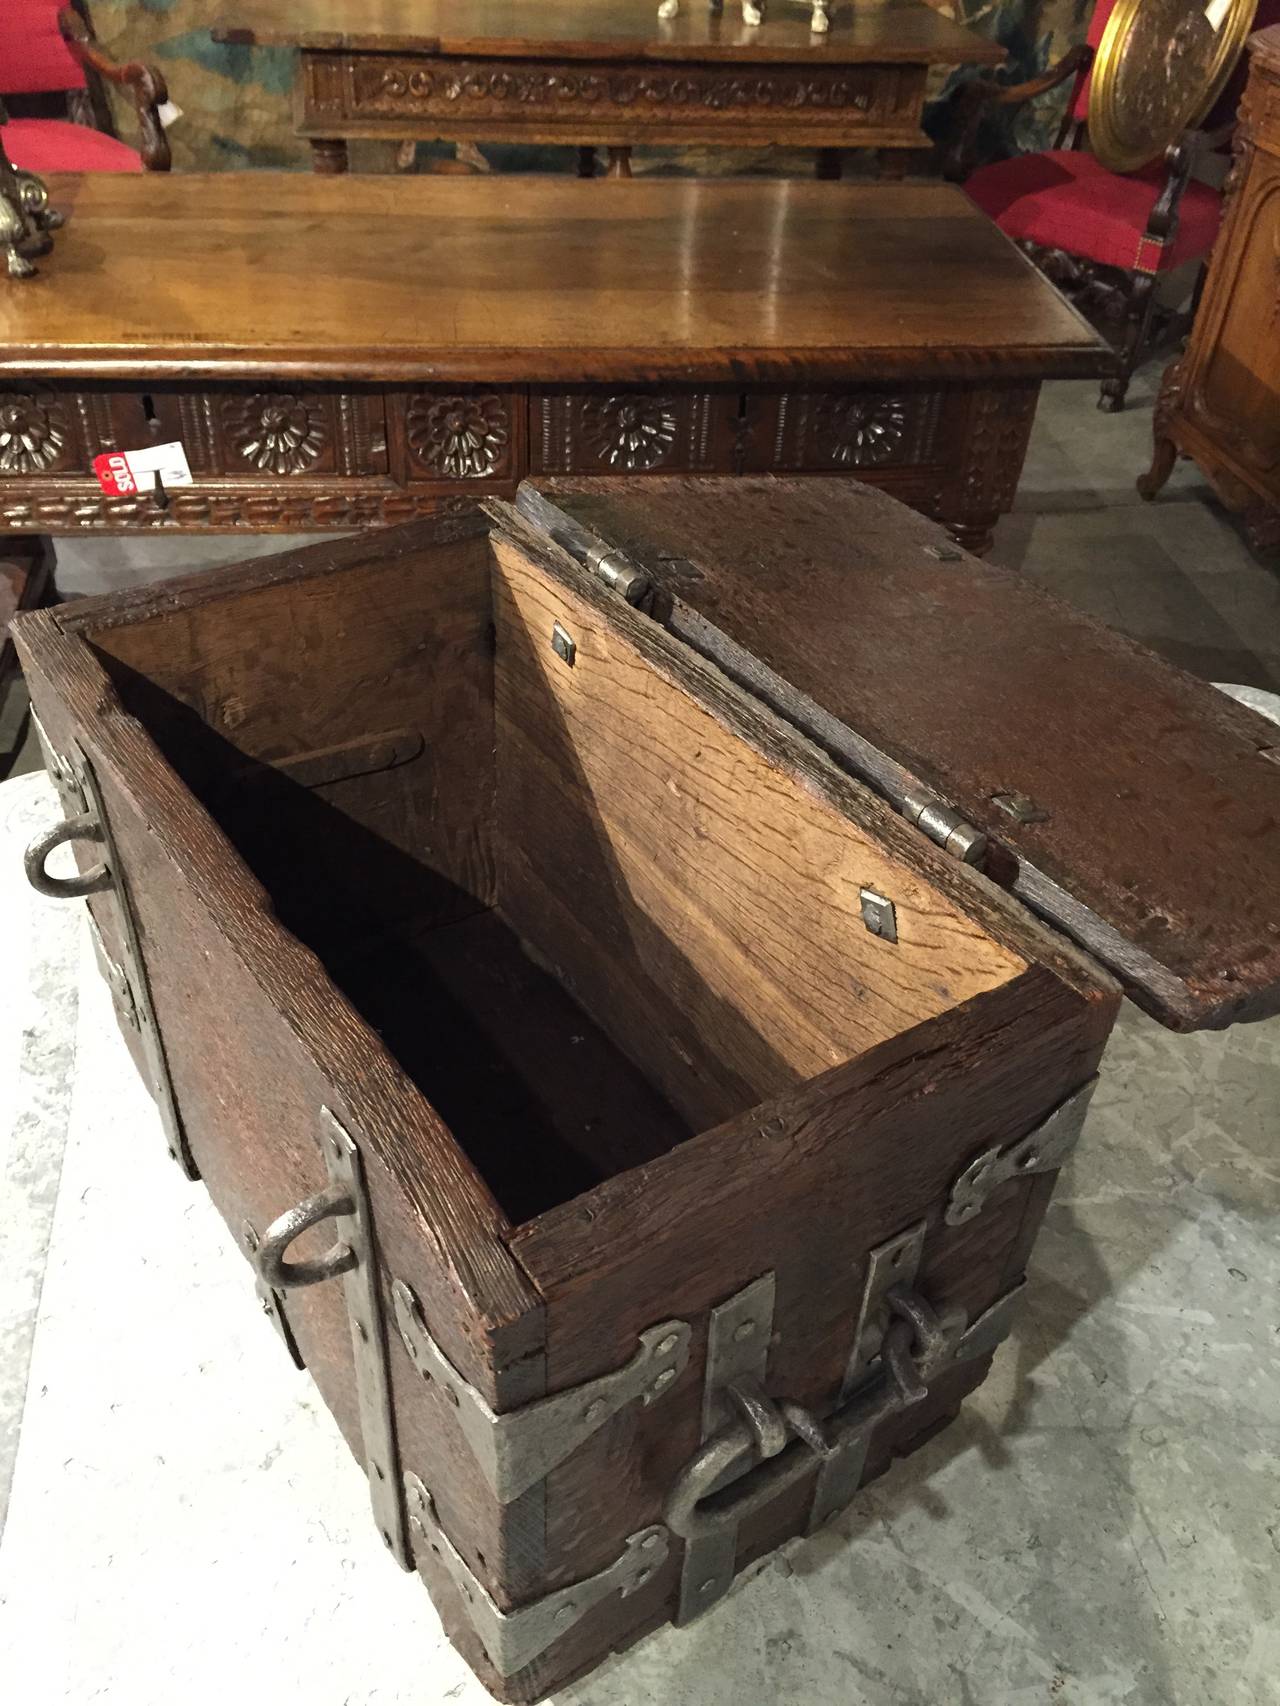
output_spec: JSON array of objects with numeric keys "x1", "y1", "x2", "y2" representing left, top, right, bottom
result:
[{"x1": 946, "y1": 1078, "x2": 1099, "y2": 1226}]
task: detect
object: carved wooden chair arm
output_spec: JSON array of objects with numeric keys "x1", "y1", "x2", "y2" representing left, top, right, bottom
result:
[
  {"x1": 57, "y1": 5, "x2": 171, "y2": 171},
  {"x1": 943, "y1": 44, "x2": 1094, "y2": 181},
  {"x1": 1141, "y1": 137, "x2": 1195, "y2": 253}
]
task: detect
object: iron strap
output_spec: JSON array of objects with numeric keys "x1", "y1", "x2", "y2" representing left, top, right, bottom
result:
[
  {"x1": 404, "y1": 1473, "x2": 668, "y2": 1676},
  {"x1": 945, "y1": 1078, "x2": 1099, "y2": 1226},
  {"x1": 392, "y1": 1278, "x2": 692, "y2": 1505},
  {"x1": 26, "y1": 718, "x2": 197, "y2": 1180},
  {"x1": 255, "y1": 1110, "x2": 410, "y2": 1569}
]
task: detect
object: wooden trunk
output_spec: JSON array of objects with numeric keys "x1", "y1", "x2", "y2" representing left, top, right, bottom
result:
[{"x1": 13, "y1": 478, "x2": 1280, "y2": 1701}]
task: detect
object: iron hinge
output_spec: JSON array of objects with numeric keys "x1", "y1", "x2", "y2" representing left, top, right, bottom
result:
[
  {"x1": 900, "y1": 786, "x2": 988, "y2": 865},
  {"x1": 404, "y1": 1472, "x2": 667, "y2": 1676},
  {"x1": 392, "y1": 1279, "x2": 691, "y2": 1505},
  {"x1": 28, "y1": 715, "x2": 198, "y2": 1181},
  {"x1": 945, "y1": 1078, "x2": 1099, "y2": 1226}
]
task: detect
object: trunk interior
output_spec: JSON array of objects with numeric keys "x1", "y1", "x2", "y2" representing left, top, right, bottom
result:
[{"x1": 84, "y1": 520, "x2": 1027, "y2": 1225}]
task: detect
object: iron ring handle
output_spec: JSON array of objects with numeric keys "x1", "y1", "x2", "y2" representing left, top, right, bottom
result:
[
  {"x1": 255, "y1": 1182, "x2": 358, "y2": 1290},
  {"x1": 24, "y1": 813, "x2": 111, "y2": 899},
  {"x1": 665, "y1": 1387, "x2": 832, "y2": 1543},
  {"x1": 665, "y1": 1421, "x2": 758, "y2": 1542}
]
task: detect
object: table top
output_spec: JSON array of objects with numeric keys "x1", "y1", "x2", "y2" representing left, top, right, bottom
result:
[
  {"x1": 0, "y1": 175, "x2": 1106, "y2": 385},
  {"x1": 213, "y1": 0, "x2": 1005, "y2": 66}
]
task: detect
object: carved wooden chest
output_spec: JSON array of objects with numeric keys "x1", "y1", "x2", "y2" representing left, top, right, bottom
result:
[{"x1": 14, "y1": 478, "x2": 1279, "y2": 1701}]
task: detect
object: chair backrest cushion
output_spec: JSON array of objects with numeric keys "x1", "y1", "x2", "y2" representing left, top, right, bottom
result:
[{"x1": 0, "y1": 0, "x2": 86, "y2": 99}]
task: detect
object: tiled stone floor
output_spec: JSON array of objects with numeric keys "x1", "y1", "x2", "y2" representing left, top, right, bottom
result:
[{"x1": 1, "y1": 368, "x2": 1278, "y2": 1706}]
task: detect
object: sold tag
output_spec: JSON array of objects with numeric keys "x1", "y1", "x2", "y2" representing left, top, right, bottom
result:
[{"x1": 93, "y1": 442, "x2": 194, "y2": 497}]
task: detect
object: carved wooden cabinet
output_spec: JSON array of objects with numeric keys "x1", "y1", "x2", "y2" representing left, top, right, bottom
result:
[{"x1": 1140, "y1": 25, "x2": 1280, "y2": 551}]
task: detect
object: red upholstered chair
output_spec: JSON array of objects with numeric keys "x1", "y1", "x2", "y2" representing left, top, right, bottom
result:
[
  {"x1": 947, "y1": 0, "x2": 1261, "y2": 412},
  {"x1": 0, "y1": 2, "x2": 170, "y2": 176}
]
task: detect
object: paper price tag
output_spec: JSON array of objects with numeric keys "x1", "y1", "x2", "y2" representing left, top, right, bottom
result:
[{"x1": 93, "y1": 442, "x2": 194, "y2": 497}]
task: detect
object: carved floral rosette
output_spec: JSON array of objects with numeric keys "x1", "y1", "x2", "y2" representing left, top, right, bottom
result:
[
  {"x1": 0, "y1": 391, "x2": 69, "y2": 476},
  {"x1": 222, "y1": 394, "x2": 329, "y2": 476},
  {"x1": 406, "y1": 393, "x2": 511, "y2": 480},
  {"x1": 810, "y1": 394, "x2": 909, "y2": 467},
  {"x1": 583, "y1": 394, "x2": 679, "y2": 471}
]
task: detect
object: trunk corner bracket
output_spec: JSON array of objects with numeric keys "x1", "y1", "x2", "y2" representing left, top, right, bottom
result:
[
  {"x1": 391, "y1": 1278, "x2": 691, "y2": 1505},
  {"x1": 945, "y1": 1078, "x2": 1099, "y2": 1226},
  {"x1": 404, "y1": 1471, "x2": 668, "y2": 1676}
]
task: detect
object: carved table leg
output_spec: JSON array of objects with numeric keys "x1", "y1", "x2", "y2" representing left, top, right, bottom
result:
[
  {"x1": 310, "y1": 137, "x2": 350, "y2": 175},
  {"x1": 815, "y1": 148, "x2": 843, "y2": 180},
  {"x1": 606, "y1": 147, "x2": 633, "y2": 179},
  {"x1": 941, "y1": 382, "x2": 1041, "y2": 559},
  {"x1": 1136, "y1": 360, "x2": 1184, "y2": 501},
  {"x1": 947, "y1": 517, "x2": 997, "y2": 557},
  {"x1": 577, "y1": 146, "x2": 598, "y2": 178}
]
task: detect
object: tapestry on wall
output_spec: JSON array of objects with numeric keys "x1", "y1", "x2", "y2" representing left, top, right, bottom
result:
[{"x1": 89, "y1": 0, "x2": 1093, "y2": 174}]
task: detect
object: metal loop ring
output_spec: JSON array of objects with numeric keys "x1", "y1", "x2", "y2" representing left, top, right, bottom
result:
[
  {"x1": 882, "y1": 1317, "x2": 929, "y2": 1406},
  {"x1": 24, "y1": 813, "x2": 111, "y2": 899},
  {"x1": 255, "y1": 1182, "x2": 358, "y2": 1290},
  {"x1": 727, "y1": 1376, "x2": 789, "y2": 1460},
  {"x1": 665, "y1": 1384, "x2": 832, "y2": 1542}
]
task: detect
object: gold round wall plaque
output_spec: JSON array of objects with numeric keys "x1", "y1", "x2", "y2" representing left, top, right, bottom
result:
[{"x1": 1088, "y1": 0, "x2": 1256, "y2": 175}]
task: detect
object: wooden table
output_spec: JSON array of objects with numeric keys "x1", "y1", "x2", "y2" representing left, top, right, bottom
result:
[
  {"x1": 212, "y1": 0, "x2": 1005, "y2": 178},
  {"x1": 0, "y1": 173, "x2": 1107, "y2": 552}
]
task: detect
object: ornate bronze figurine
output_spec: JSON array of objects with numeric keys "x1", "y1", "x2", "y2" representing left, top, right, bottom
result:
[{"x1": 0, "y1": 102, "x2": 65, "y2": 279}]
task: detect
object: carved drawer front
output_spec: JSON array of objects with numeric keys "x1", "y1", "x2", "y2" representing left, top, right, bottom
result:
[
  {"x1": 389, "y1": 389, "x2": 524, "y2": 488},
  {"x1": 0, "y1": 387, "x2": 392, "y2": 482},
  {"x1": 531, "y1": 389, "x2": 739, "y2": 476},
  {"x1": 741, "y1": 387, "x2": 944, "y2": 474},
  {"x1": 0, "y1": 388, "x2": 90, "y2": 478},
  {"x1": 333, "y1": 54, "x2": 884, "y2": 131},
  {"x1": 204, "y1": 390, "x2": 389, "y2": 479}
]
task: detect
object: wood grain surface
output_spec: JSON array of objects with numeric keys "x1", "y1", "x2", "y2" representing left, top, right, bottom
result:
[
  {"x1": 524, "y1": 476, "x2": 1280, "y2": 1031},
  {"x1": 0, "y1": 176, "x2": 1107, "y2": 384}
]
